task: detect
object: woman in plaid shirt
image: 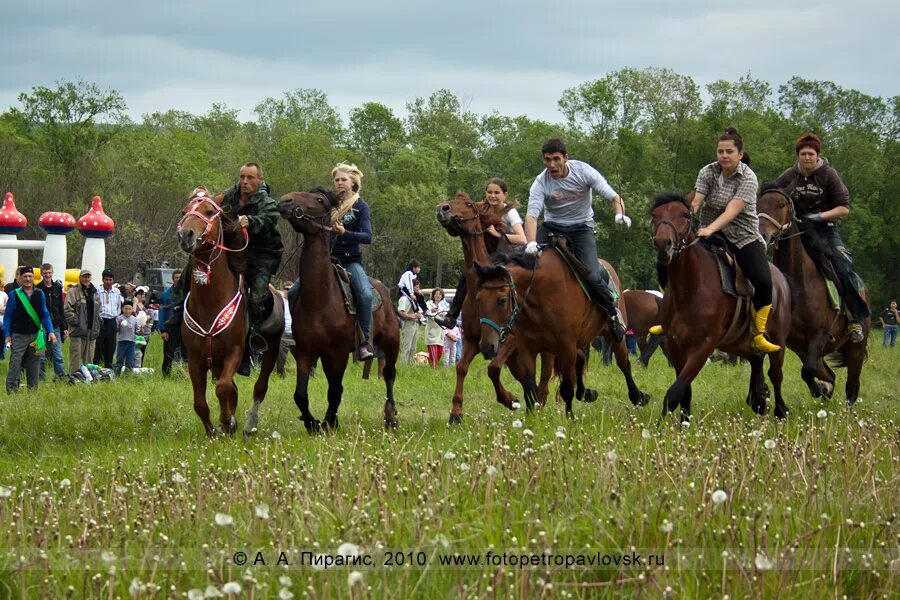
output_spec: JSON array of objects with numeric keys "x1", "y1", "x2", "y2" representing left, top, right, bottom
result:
[{"x1": 690, "y1": 128, "x2": 780, "y2": 353}]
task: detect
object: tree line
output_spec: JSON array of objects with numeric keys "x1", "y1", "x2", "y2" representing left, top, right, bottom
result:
[{"x1": 0, "y1": 70, "x2": 896, "y2": 308}]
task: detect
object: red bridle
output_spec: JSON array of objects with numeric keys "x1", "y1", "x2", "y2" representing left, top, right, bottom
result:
[{"x1": 178, "y1": 191, "x2": 248, "y2": 280}]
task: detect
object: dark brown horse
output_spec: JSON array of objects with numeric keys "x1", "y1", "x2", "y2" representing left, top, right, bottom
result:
[
  {"x1": 177, "y1": 190, "x2": 282, "y2": 436},
  {"x1": 623, "y1": 289, "x2": 665, "y2": 367},
  {"x1": 757, "y1": 187, "x2": 869, "y2": 404},
  {"x1": 277, "y1": 189, "x2": 400, "y2": 433},
  {"x1": 436, "y1": 193, "x2": 554, "y2": 423},
  {"x1": 472, "y1": 245, "x2": 650, "y2": 418},
  {"x1": 651, "y1": 192, "x2": 791, "y2": 421}
]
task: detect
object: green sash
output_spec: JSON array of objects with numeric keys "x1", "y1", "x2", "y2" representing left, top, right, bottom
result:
[{"x1": 14, "y1": 288, "x2": 47, "y2": 355}]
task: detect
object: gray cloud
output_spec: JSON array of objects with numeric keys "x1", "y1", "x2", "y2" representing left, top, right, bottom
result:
[{"x1": 1, "y1": 1, "x2": 896, "y2": 124}]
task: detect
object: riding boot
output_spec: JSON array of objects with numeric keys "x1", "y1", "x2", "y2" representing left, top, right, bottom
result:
[
  {"x1": 588, "y1": 280, "x2": 625, "y2": 342},
  {"x1": 358, "y1": 336, "x2": 375, "y2": 361},
  {"x1": 846, "y1": 321, "x2": 864, "y2": 344},
  {"x1": 435, "y1": 277, "x2": 466, "y2": 329},
  {"x1": 237, "y1": 337, "x2": 253, "y2": 377},
  {"x1": 751, "y1": 304, "x2": 781, "y2": 353}
]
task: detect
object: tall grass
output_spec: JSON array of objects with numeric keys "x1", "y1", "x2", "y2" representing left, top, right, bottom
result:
[{"x1": 0, "y1": 339, "x2": 896, "y2": 598}]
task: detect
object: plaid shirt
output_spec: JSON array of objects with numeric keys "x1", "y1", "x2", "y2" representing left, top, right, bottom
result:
[{"x1": 695, "y1": 161, "x2": 763, "y2": 249}]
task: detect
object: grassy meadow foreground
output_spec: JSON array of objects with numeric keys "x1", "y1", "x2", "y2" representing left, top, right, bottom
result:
[{"x1": 0, "y1": 341, "x2": 897, "y2": 599}]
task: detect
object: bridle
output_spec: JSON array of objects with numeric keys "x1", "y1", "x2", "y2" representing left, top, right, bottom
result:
[
  {"x1": 178, "y1": 192, "x2": 248, "y2": 279},
  {"x1": 757, "y1": 189, "x2": 803, "y2": 248},
  {"x1": 650, "y1": 210, "x2": 695, "y2": 258},
  {"x1": 289, "y1": 192, "x2": 334, "y2": 233},
  {"x1": 478, "y1": 262, "x2": 537, "y2": 344}
]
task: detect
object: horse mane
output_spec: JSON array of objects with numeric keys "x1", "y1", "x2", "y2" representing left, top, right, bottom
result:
[
  {"x1": 759, "y1": 181, "x2": 782, "y2": 195},
  {"x1": 488, "y1": 250, "x2": 537, "y2": 270},
  {"x1": 220, "y1": 212, "x2": 247, "y2": 275},
  {"x1": 310, "y1": 187, "x2": 340, "y2": 211},
  {"x1": 650, "y1": 191, "x2": 690, "y2": 213}
]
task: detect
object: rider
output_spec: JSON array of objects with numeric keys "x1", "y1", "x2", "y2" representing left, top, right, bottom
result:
[
  {"x1": 436, "y1": 178, "x2": 527, "y2": 329},
  {"x1": 329, "y1": 162, "x2": 376, "y2": 361},
  {"x1": 774, "y1": 132, "x2": 870, "y2": 343},
  {"x1": 652, "y1": 128, "x2": 779, "y2": 353},
  {"x1": 522, "y1": 138, "x2": 630, "y2": 341},
  {"x1": 220, "y1": 163, "x2": 284, "y2": 367}
]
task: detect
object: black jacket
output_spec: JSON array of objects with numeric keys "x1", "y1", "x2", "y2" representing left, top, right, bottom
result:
[
  {"x1": 36, "y1": 279, "x2": 66, "y2": 331},
  {"x1": 220, "y1": 182, "x2": 284, "y2": 272}
]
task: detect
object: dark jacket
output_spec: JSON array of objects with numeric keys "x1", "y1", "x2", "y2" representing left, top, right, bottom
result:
[
  {"x1": 36, "y1": 279, "x2": 66, "y2": 331},
  {"x1": 63, "y1": 283, "x2": 101, "y2": 339},
  {"x1": 220, "y1": 182, "x2": 284, "y2": 271},
  {"x1": 775, "y1": 157, "x2": 849, "y2": 220},
  {"x1": 3, "y1": 288, "x2": 54, "y2": 338},
  {"x1": 331, "y1": 199, "x2": 372, "y2": 266},
  {"x1": 158, "y1": 282, "x2": 184, "y2": 334}
]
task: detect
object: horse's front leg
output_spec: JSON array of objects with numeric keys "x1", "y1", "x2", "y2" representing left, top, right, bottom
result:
[
  {"x1": 449, "y1": 335, "x2": 479, "y2": 425},
  {"x1": 486, "y1": 337, "x2": 521, "y2": 411},
  {"x1": 188, "y1": 359, "x2": 215, "y2": 436},
  {"x1": 607, "y1": 330, "x2": 650, "y2": 407},
  {"x1": 244, "y1": 332, "x2": 280, "y2": 437},
  {"x1": 294, "y1": 352, "x2": 319, "y2": 434},
  {"x1": 321, "y1": 353, "x2": 349, "y2": 432},
  {"x1": 213, "y1": 351, "x2": 241, "y2": 435}
]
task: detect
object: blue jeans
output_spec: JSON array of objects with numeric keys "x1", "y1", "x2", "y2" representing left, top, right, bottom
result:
[
  {"x1": 344, "y1": 262, "x2": 373, "y2": 339},
  {"x1": 39, "y1": 335, "x2": 66, "y2": 380},
  {"x1": 115, "y1": 341, "x2": 135, "y2": 375},
  {"x1": 884, "y1": 325, "x2": 898, "y2": 347}
]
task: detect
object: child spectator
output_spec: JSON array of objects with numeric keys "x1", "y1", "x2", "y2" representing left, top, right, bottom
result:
[
  {"x1": 114, "y1": 300, "x2": 138, "y2": 375},
  {"x1": 442, "y1": 321, "x2": 460, "y2": 366}
]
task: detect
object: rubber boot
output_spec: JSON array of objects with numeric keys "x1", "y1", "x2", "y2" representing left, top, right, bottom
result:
[{"x1": 751, "y1": 304, "x2": 781, "y2": 353}]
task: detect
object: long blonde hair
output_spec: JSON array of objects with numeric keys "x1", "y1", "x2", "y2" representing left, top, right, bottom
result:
[{"x1": 331, "y1": 163, "x2": 363, "y2": 223}]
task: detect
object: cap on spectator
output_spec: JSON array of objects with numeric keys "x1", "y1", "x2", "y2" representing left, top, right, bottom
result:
[
  {"x1": 79, "y1": 269, "x2": 92, "y2": 277},
  {"x1": 123, "y1": 299, "x2": 133, "y2": 307},
  {"x1": 17, "y1": 265, "x2": 32, "y2": 276},
  {"x1": 101, "y1": 268, "x2": 114, "y2": 278},
  {"x1": 135, "y1": 286, "x2": 149, "y2": 295}
]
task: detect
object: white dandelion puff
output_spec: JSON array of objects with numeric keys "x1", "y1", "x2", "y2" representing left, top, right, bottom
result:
[
  {"x1": 222, "y1": 581, "x2": 241, "y2": 595},
  {"x1": 278, "y1": 576, "x2": 292, "y2": 587},
  {"x1": 754, "y1": 553, "x2": 773, "y2": 570},
  {"x1": 336, "y1": 543, "x2": 360, "y2": 558},
  {"x1": 214, "y1": 513, "x2": 234, "y2": 527},
  {"x1": 278, "y1": 589, "x2": 294, "y2": 600},
  {"x1": 817, "y1": 409, "x2": 828, "y2": 419},
  {"x1": 255, "y1": 504, "x2": 270, "y2": 519},
  {"x1": 522, "y1": 429, "x2": 534, "y2": 438},
  {"x1": 59, "y1": 478, "x2": 71, "y2": 489},
  {"x1": 101, "y1": 550, "x2": 116, "y2": 563},
  {"x1": 641, "y1": 428, "x2": 651, "y2": 440},
  {"x1": 347, "y1": 571, "x2": 364, "y2": 587},
  {"x1": 271, "y1": 430, "x2": 282, "y2": 440},
  {"x1": 511, "y1": 402, "x2": 521, "y2": 410},
  {"x1": 485, "y1": 466, "x2": 499, "y2": 477},
  {"x1": 172, "y1": 473, "x2": 186, "y2": 484},
  {"x1": 187, "y1": 590, "x2": 204, "y2": 600},
  {"x1": 459, "y1": 463, "x2": 470, "y2": 473},
  {"x1": 555, "y1": 430, "x2": 567, "y2": 440},
  {"x1": 0, "y1": 486, "x2": 11, "y2": 498},
  {"x1": 511, "y1": 419, "x2": 523, "y2": 429},
  {"x1": 660, "y1": 521, "x2": 673, "y2": 533},
  {"x1": 606, "y1": 450, "x2": 618, "y2": 462},
  {"x1": 443, "y1": 451, "x2": 456, "y2": 460},
  {"x1": 764, "y1": 439, "x2": 776, "y2": 450},
  {"x1": 205, "y1": 586, "x2": 223, "y2": 598},
  {"x1": 711, "y1": 490, "x2": 728, "y2": 505}
]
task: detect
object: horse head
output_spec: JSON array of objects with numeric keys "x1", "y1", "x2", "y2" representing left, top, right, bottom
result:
[
  {"x1": 436, "y1": 191, "x2": 482, "y2": 237},
  {"x1": 178, "y1": 187, "x2": 226, "y2": 253},
  {"x1": 650, "y1": 192, "x2": 694, "y2": 266},
  {"x1": 473, "y1": 260, "x2": 518, "y2": 359},
  {"x1": 278, "y1": 188, "x2": 339, "y2": 234},
  {"x1": 478, "y1": 197, "x2": 520, "y2": 232},
  {"x1": 757, "y1": 184, "x2": 796, "y2": 248}
]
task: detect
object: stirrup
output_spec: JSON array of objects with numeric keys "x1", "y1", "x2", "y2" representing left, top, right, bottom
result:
[
  {"x1": 248, "y1": 332, "x2": 268, "y2": 354},
  {"x1": 648, "y1": 325, "x2": 664, "y2": 335},
  {"x1": 847, "y1": 321, "x2": 864, "y2": 344}
]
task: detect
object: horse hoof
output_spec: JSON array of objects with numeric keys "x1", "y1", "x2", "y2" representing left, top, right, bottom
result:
[
  {"x1": 384, "y1": 418, "x2": 399, "y2": 430},
  {"x1": 322, "y1": 418, "x2": 339, "y2": 433},
  {"x1": 301, "y1": 418, "x2": 321, "y2": 435},
  {"x1": 631, "y1": 391, "x2": 650, "y2": 407},
  {"x1": 582, "y1": 389, "x2": 598, "y2": 403},
  {"x1": 448, "y1": 413, "x2": 463, "y2": 426},
  {"x1": 242, "y1": 427, "x2": 258, "y2": 439}
]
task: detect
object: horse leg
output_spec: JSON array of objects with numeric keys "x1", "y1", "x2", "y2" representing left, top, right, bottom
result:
[
  {"x1": 745, "y1": 354, "x2": 767, "y2": 416},
  {"x1": 487, "y1": 341, "x2": 520, "y2": 411},
  {"x1": 661, "y1": 339, "x2": 713, "y2": 424},
  {"x1": 536, "y1": 352, "x2": 552, "y2": 407},
  {"x1": 768, "y1": 350, "x2": 789, "y2": 419},
  {"x1": 844, "y1": 347, "x2": 863, "y2": 406},
  {"x1": 814, "y1": 357, "x2": 836, "y2": 400},
  {"x1": 213, "y1": 358, "x2": 240, "y2": 435},
  {"x1": 293, "y1": 354, "x2": 320, "y2": 434},
  {"x1": 640, "y1": 335, "x2": 662, "y2": 367},
  {"x1": 189, "y1": 360, "x2": 215, "y2": 436},
  {"x1": 382, "y1": 357, "x2": 399, "y2": 429},
  {"x1": 609, "y1": 332, "x2": 650, "y2": 407},
  {"x1": 557, "y1": 353, "x2": 578, "y2": 419},
  {"x1": 575, "y1": 343, "x2": 599, "y2": 403},
  {"x1": 244, "y1": 336, "x2": 279, "y2": 437},
  {"x1": 801, "y1": 337, "x2": 831, "y2": 399},
  {"x1": 321, "y1": 353, "x2": 349, "y2": 432},
  {"x1": 449, "y1": 338, "x2": 479, "y2": 425},
  {"x1": 375, "y1": 317, "x2": 401, "y2": 430}
]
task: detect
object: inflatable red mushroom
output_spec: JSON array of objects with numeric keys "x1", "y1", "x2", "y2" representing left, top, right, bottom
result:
[
  {"x1": 0, "y1": 192, "x2": 28, "y2": 234},
  {"x1": 39, "y1": 211, "x2": 77, "y2": 235},
  {"x1": 77, "y1": 196, "x2": 115, "y2": 238}
]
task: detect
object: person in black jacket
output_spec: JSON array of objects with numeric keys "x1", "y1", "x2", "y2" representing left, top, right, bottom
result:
[
  {"x1": 36, "y1": 263, "x2": 67, "y2": 380},
  {"x1": 3, "y1": 266, "x2": 57, "y2": 393}
]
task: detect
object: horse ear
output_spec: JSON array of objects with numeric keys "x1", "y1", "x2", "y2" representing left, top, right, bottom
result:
[
  {"x1": 455, "y1": 191, "x2": 471, "y2": 202},
  {"x1": 473, "y1": 261, "x2": 495, "y2": 286}
]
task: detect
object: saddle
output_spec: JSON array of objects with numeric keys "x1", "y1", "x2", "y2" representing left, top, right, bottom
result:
[
  {"x1": 332, "y1": 262, "x2": 383, "y2": 360},
  {"x1": 255, "y1": 286, "x2": 285, "y2": 337},
  {"x1": 544, "y1": 233, "x2": 619, "y2": 303}
]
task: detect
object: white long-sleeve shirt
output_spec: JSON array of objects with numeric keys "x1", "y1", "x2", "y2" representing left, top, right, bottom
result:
[{"x1": 527, "y1": 159, "x2": 618, "y2": 226}]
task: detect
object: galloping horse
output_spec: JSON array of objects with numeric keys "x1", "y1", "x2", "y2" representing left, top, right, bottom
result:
[
  {"x1": 757, "y1": 186, "x2": 869, "y2": 404},
  {"x1": 472, "y1": 237, "x2": 650, "y2": 418},
  {"x1": 622, "y1": 289, "x2": 665, "y2": 367},
  {"x1": 436, "y1": 193, "x2": 554, "y2": 423},
  {"x1": 177, "y1": 190, "x2": 283, "y2": 436},
  {"x1": 277, "y1": 189, "x2": 400, "y2": 433},
  {"x1": 650, "y1": 192, "x2": 791, "y2": 421}
]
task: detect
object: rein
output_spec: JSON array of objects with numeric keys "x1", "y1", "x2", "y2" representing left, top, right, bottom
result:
[
  {"x1": 651, "y1": 215, "x2": 695, "y2": 258},
  {"x1": 479, "y1": 260, "x2": 538, "y2": 344},
  {"x1": 178, "y1": 193, "x2": 249, "y2": 281},
  {"x1": 758, "y1": 189, "x2": 804, "y2": 249},
  {"x1": 290, "y1": 196, "x2": 334, "y2": 233}
]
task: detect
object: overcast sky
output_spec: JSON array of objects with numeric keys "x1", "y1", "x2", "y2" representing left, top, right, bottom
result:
[{"x1": 1, "y1": 1, "x2": 897, "y2": 124}]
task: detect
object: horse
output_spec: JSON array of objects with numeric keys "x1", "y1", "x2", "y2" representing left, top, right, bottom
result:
[
  {"x1": 176, "y1": 190, "x2": 283, "y2": 436},
  {"x1": 622, "y1": 289, "x2": 665, "y2": 367},
  {"x1": 472, "y1": 242, "x2": 650, "y2": 418},
  {"x1": 277, "y1": 189, "x2": 400, "y2": 433},
  {"x1": 436, "y1": 192, "x2": 555, "y2": 423},
  {"x1": 757, "y1": 186, "x2": 869, "y2": 404},
  {"x1": 650, "y1": 192, "x2": 792, "y2": 421}
]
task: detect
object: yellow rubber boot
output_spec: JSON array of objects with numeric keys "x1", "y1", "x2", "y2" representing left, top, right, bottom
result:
[
  {"x1": 751, "y1": 304, "x2": 781, "y2": 353},
  {"x1": 649, "y1": 325, "x2": 664, "y2": 335}
]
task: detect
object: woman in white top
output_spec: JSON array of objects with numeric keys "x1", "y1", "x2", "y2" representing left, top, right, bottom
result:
[
  {"x1": 435, "y1": 178, "x2": 525, "y2": 328},
  {"x1": 424, "y1": 288, "x2": 450, "y2": 367}
]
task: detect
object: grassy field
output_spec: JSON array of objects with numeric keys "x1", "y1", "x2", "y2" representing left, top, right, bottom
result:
[{"x1": 0, "y1": 337, "x2": 896, "y2": 599}]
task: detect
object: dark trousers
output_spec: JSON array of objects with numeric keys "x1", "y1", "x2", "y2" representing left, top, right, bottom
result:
[
  {"x1": 727, "y1": 240, "x2": 773, "y2": 309},
  {"x1": 6, "y1": 333, "x2": 40, "y2": 393},
  {"x1": 802, "y1": 225, "x2": 870, "y2": 321},
  {"x1": 445, "y1": 273, "x2": 467, "y2": 318},
  {"x1": 94, "y1": 317, "x2": 118, "y2": 368},
  {"x1": 246, "y1": 265, "x2": 271, "y2": 330},
  {"x1": 537, "y1": 222, "x2": 617, "y2": 316},
  {"x1": 161, "y1": 328, "x2": 185, "y2": 376}
]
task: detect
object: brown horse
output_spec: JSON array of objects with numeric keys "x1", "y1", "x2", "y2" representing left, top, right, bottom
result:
[
  {"x1": 277, "y1": 189, "x2": 400, "y2": 433},
  {"x1": 472, "y1": 245, "x2": 650, "y2": 418},
  {"x1": 757, "y1": 187, "x2": 869, "y2": 404},
  {"x1": 177, "y1": 190, "x2": 282, "y2": 436},
  {"x1": 651, "y1": 192, "x2": 792, "y2": 421},
  {"x1": 436, "y1": 193, "x2": 555, "y2": 423},
  {"x1": 623, "y1": 289, "x2": 665, "y2": 367}
]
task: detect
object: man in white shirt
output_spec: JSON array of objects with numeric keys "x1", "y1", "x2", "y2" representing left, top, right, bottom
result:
[
  {"x1": 524, "y1": 138, "x2": 632, "y2": 341},
  {"x1": 93, "y1": 267, "x2": 123, "y2": 368}
]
